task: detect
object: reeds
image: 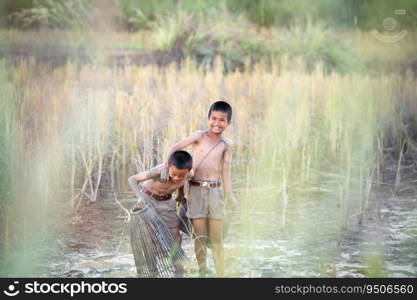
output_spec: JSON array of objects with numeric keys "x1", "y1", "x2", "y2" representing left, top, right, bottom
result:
[{"x1": 0, "y1": 53, "x2": 416, "y2": 276}]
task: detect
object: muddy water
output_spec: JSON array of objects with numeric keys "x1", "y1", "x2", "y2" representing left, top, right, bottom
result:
[{"x1": 41, "y1": 187, "x2": 417, "y2": 278}]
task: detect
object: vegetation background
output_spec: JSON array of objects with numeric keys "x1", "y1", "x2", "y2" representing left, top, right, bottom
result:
[{"x1": 1, "y1": 0, "x2": 417, "y2": 277}]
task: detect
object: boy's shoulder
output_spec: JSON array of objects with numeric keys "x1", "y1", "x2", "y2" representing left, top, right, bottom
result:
[
  {"x1": 191, "y1": 130, "x2": 205, "y2": 138},
  {"x1": 143, "y1": 164, "x2": 165, "y2": 182},
  {"x1": 188, "y1": 130, "x2": 206, "y2": 143},
  {"x1": 156, "y1": 166, "x2": 169, "y2": 183},
  {"x1": 221, "y1": 137, "x2": 234, "y2": 149}
]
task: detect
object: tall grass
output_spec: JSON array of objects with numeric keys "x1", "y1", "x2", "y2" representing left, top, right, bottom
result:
[
  {"x1": 256, "y1": 66, "x2": 395, "y2": 226},
  {"x1": 3, "y1": 0, "x2": 417, "y2": 32},
  {"x1": 0, "y1": 65, "x2": 21, "y2": 275},
  {"x1": 0, "y1": 59, "x2": 60, "y2": 276},
  {"x1": 276, "y1": 22, "x2": 365, "y2": 74},
  {"x1": 119, "y1": 0, "x2": 417, "y2": 30},
  {"x1": 146, "y1": 11, "x2": 365, "y2": 73},
  {"x1": 0, "y1": 55, "x2": 415, "y2": 276},
  {"x1": 3, "y1": 2, "x2": 378, "y2": 74},
  {"x1": 8, "y1": 0, "x2": 92, "y2": 29}
]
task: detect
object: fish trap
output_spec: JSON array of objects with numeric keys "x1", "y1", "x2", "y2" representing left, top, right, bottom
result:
[{"x1": 129, "y1": 204, "x2": 187, "y2": 277}]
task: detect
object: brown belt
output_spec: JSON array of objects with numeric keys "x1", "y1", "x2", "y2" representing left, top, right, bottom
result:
[
  {"x1": 140, "y1": 187, "x2": 172, "y2": 201},
  {"x1": 190, "y1": 180, "x2": 221, "y2": 189}
]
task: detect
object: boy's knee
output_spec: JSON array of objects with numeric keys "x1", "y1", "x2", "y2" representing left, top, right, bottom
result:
[{"x1": 209, "y1": 233, "x2": 223, "y2": 245}]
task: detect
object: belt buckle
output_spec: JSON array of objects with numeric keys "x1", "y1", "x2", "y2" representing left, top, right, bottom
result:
[{"x1": 201, "y1": 181, "x2": 210, "y2": 189}]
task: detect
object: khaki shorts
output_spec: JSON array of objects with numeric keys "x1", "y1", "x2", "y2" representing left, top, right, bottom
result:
[
  {"x1": 187, "y1": 184, "x2": 224, "y2": 219},
  {"x1": 138, "y1": 191, "x2": 179, "y2": 229}
]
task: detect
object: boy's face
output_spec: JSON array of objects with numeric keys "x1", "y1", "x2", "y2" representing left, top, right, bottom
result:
[
  {"x1": 168, "y1": 165, "x2": 190, "y2": 183},
  {"x1": 208, "y1": 110, "x2": 230, "y2": 135}
]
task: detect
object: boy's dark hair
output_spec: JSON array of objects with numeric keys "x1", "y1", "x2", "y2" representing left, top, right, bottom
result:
[
  {"x1": 208, "y1": 101, "x2": 232, "y2": 122},
  {"x1": 168, "y1": 150, "x2": 193, "y2": 170}
]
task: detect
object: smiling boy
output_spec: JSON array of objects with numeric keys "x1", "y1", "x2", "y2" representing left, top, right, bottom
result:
[
  {"x1": 128, "y1": 150, "x2": 193, "y2": 244},
  {"x1": 166, "y1": 101, "x2": 234, "y2": 276}
]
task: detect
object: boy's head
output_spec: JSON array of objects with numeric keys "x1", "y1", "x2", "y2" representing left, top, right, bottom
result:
[
  {"x1": 168, "y1": 150, "x2": 192, "y2": 183},
  {"x1": 207, "y1": 101, "x2": 232, "y2": 135}
]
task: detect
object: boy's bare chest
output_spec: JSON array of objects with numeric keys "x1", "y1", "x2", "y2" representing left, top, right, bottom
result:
[
  {"x1": 193, "y1": 140, "x2": 225, "y2": 165},
  {"x1": 148, "y1": 179, "x2": 183, "y2": 194}
]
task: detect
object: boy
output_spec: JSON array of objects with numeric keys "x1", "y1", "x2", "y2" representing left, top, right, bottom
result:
[
  {"x1": 128, "y1": 150, "x2": 193, "y2": 244},
  {"x1": 166, "y1": 101, "x2": 234, "y2": 276}
]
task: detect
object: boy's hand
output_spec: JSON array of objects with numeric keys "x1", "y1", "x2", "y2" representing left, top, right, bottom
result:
[
  {"x1": 176, "y1": 196, "x2": 186, "y2": 204},
  {"x1": 137, "y1": 200, "x2": 145, "y2": 209},
  {"x1": 225, "y1": 194, "x2": 238, "y2": 212}
]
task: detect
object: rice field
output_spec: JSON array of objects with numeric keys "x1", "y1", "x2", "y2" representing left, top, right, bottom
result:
[{"x1": 1, "y1": 50, "x2": 417, "y2": 276}]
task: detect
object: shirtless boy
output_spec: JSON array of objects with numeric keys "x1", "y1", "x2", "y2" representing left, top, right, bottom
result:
[
  {"x1": 166, "y1": 101, "x2": 234, "y2": 276},
  {"x1": 128, "y1": 150, "x2": 193, "y2": 243}
]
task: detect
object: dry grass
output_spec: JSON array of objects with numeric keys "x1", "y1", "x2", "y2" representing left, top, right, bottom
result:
[
  {"x1": 1, "y1": 55, "x2": 416, "y2": 276},
  {"x1": 3, "y1": 57, "x2": 416, "y2": 208}
]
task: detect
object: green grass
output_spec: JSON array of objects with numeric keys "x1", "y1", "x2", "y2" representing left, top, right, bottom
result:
[
  {"x1": 0, "y1": 60, "x2": 60, "y2": 276},
  {"x1": 3, "y1": 0, "x2": 417, "y2": 30},
  {"x1": 146, "y1": 11, "x2": 366, "y2": 73},
  {"x1": 8, "y1": 0, "x2": 92, "y2": 30},
  {"x1": 3, "y1": 1, "x2": 417, "y2": 74},
  {"x1": 121, "y1": 0, "x2": 224, "y2": 30},
  {"x1": 275, "y1": 21, "x2": 366, "y2": 73}
]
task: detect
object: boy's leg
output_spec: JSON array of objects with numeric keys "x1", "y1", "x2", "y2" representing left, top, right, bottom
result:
[
  {"x1": 192, "y1": 218, "x2": 208, "y2": 276},
  {"x1": 208, "y1": 218, "x2": 224, "y2": 277}
]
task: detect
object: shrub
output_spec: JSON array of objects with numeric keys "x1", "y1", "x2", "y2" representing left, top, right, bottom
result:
[
  {"x1": 149, "y1": 9, "x2": 271, "y2": 72},
  {"x1": 121, "y1": 0, "x2": 224, "y2": 30},
  {"x1": 8, "y1": 0, "x2": 92, "y2": 29}
]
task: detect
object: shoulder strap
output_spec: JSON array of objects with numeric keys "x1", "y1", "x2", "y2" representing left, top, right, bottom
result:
[{"x1": 194, "y1": 139, "x2": 223, "y2": 175}]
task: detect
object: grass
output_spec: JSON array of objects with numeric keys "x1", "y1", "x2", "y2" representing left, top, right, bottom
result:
[
  {"x1": 6, "y1": 2, "x2": 417, "y2": 74},
  {"x1": 348, "y1": 30, "x2": 417, "y2": 74},
  {"x1": 4, "y1": 3, "x2": 417, "y2": 74},
  {"x1": 7, "y1": 0, "x2": 92, "y2": 30},
  {"x1": 113, "y1": 0, "x2": 417, "y2": 30},
  {"x1": 1, "y1": 7, "x2": 417, "y2": 276},
  {"x1": 0, "y1": 60, "x2": 55, "y2": 276},
  {"x1": 0, "y1": 72, "x2": 19, "y2": 275},
  {"x1": 0, "y1": 52, "x2": 416, "y2": 276},
  {"x1": 275, "y1": 21, "x2": 366, "y2": 73},
  {"x1": 4, "y1": 24, "x2": 417, "y2": 75},
  {"x1": 132, "y1": 10, "x2": 369, "y2": 73},
  {"x1": 148, "y1": 9, "x2": 271, "y2": 71}
]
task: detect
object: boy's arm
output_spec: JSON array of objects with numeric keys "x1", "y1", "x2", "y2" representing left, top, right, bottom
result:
[
  {"x1": 221, "y1": 142, "x2": 234, "y2": 203},
  {"x1": 175, "y1": 186, "x2": 185, "y2": 204},
  {"x1": 175, "y1": 170, "x2": 193, "y2": 204},
  {"x1": 128, "y1": 164, "x2": 164, "y2": 198},
  {"x1": 160, "y1": 131, "x2": 203, "y2": 182},
  {"x1": 165, "y1": 131, "x2": 204, "y2": 162}
]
